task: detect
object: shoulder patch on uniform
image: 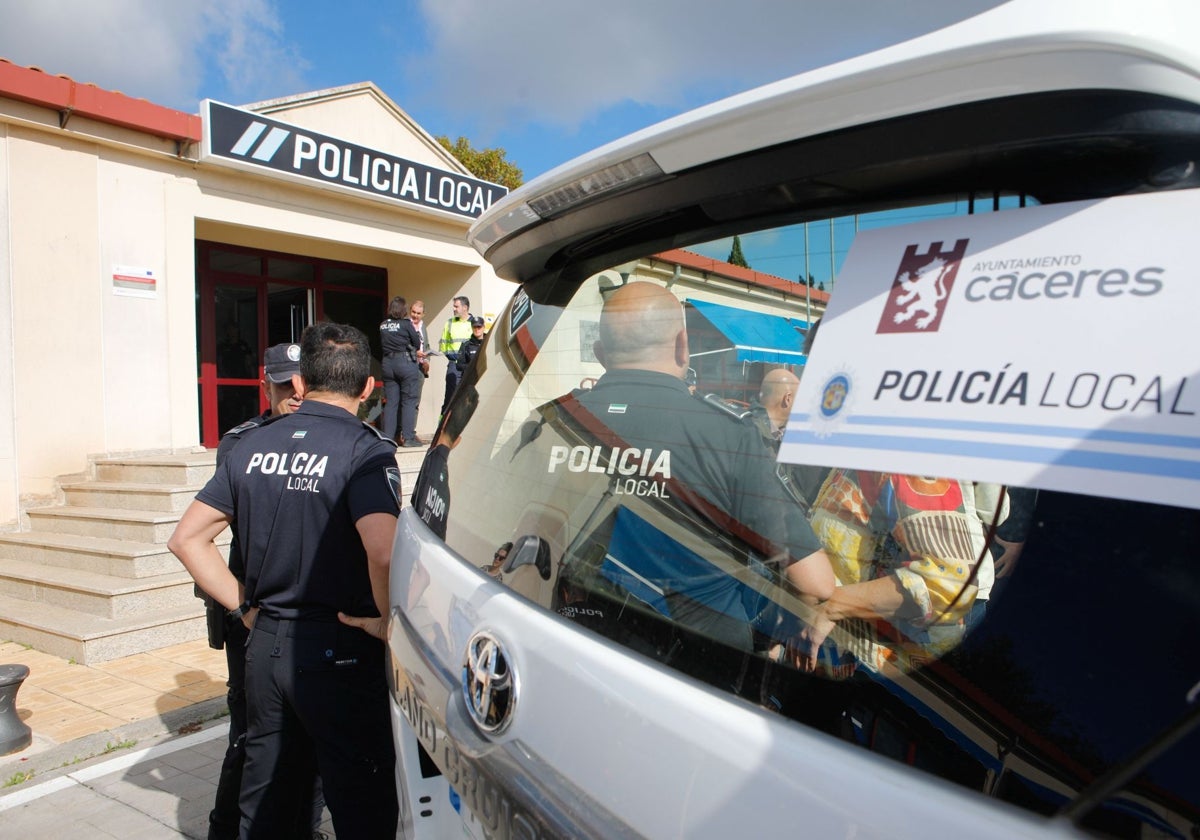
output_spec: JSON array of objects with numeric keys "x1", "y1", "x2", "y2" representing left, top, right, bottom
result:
[
  {"x1": 385, "y1": 466, "x2": 402, "y2": 506},
  {"x1": 362, "y1": 422, "x2": 398, "y2": 446},
  {"x1": 222, "y1": 417, "x2": 264, "y2": 438},
  {"x1": 699, "y1": 392, "x2": 753, "y2": 422}
]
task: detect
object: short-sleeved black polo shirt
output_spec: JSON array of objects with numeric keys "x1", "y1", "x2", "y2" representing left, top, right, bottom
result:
[{"x1": 197, "y1": 399, "x2": 400, "y2": 620}]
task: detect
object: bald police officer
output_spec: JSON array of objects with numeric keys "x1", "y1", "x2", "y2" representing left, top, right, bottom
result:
[
  {"x1": 170, "y1": 322, "x2": 400, "y2": 839},
  {"x1": 749, "y1": 367, "x2": 829, "y2": 513},
  {"x1": 564, "y1": 283, "x2": 834, "y2": 647}
]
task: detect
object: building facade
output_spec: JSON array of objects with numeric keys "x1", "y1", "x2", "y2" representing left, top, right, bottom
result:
[{"x1": 0, "y1": 61, "x2": 514, "y2": 528}]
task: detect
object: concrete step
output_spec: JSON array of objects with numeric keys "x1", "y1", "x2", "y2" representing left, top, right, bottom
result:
[
  {"x1": 94, "y1": 452, "x2": 216, "y2": 485},
  {"x1": 61, "y1": 480, "x2": 204, "y2": 513},
  {"x1": 0, "y1": 592, "x2": 206, "y2": 664},
  {"x1": 26, "y1": 505, "x2": 185, "y2": 543},
  {"x1": 394, "y1": 442, "x2": 431, "y2": 466},
  {"x1": 393, "y1": 446, "x2": 430, "y2": 508},
  {"x1": 0, "y1": 530, "x2": 228, "y2": 578},
  {"x1": 0, "y1": 558, "x2": 197, "y2": 618}
]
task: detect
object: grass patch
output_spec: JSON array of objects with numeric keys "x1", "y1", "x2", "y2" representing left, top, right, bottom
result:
[
  {"x1": 3, "y1": 770, "x2": 33, "y2": 787},
  {"x1": 102, "y1": 738, "x2": 137, "y2": 754}
]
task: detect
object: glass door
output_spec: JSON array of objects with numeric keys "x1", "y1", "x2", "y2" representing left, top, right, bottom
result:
[{"x1": 196, "y1": 241, "x2": 387, "y2": 448}]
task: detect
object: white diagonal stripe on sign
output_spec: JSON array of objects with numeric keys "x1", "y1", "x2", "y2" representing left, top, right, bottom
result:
[{"x1": 230, "y1": 121, "x2": 268, "y2": 155}]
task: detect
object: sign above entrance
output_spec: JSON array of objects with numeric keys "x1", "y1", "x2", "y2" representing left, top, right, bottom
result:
[
  {"x1": 778, "y1": 190, "x2": 1200, "y2": 511},
  {"x1": 200, "y1": 100, "x2": 507, "y2": 221}
]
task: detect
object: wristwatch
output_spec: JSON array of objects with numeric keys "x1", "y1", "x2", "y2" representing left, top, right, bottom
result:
[{"x1": 227, "y1": 602, "x2": 251, "y2": 621}]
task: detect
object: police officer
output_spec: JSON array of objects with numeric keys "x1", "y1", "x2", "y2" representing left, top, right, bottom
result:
[
  {"x1": 379, "y1": 295, "x2": 426, "y2": 447},
  {"x1": 411, "y1": 383, "x2": 479, "y2": 540},
  {"x1": 748, "y1": 367, "x2": 829, "y2": 513},
  {"x1": 170, "y1": 322, "x2": 400, "y2": 839},
  {"x1": 204, "y1": 342, "x2": 309, "y2": 840},
  {"x1": 455, "y1": 315, "x2": 486, "y2": 375},
  {"x1": 561, "y1": 283, "x2": 834, "y2": 646}
]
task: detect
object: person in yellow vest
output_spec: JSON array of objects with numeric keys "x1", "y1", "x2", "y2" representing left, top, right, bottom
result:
[{"x1": 438, "y1": 295, "x2": 474, "y2": 415}]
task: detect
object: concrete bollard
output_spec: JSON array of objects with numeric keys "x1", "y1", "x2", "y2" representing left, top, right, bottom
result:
[{"x1": 0, "y1": 664, "x2": 32, "y2": 755}]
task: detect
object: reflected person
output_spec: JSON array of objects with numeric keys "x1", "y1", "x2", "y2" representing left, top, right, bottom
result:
[{"x1": 553, "y1": 283, "x2": 835, "y2": 648}]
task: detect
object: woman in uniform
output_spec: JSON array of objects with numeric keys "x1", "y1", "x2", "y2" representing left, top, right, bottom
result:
[{"x1": 379, "y1": 296, "x2": 426, "y2": 446}]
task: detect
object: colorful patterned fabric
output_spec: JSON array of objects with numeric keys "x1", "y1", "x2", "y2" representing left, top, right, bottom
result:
[{"x1": 809, "y1": 470, "x2": 1003, "y2": 671}]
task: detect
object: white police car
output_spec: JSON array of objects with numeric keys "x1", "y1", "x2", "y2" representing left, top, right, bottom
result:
[{"x1": 388, "y1": 2, "x2": 1200, "y2": 836}]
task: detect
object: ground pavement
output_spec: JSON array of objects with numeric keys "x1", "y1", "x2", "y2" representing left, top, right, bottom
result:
[{"x1": 0, "y1": 638, "x2": 343, "y2": 837}]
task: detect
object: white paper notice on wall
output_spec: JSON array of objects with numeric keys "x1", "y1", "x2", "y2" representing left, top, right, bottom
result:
[
  {"x1": 778, "y1": 190, "x2": 1200, "y2": 511},
  {"x1": 112, "y1": 265, "x2": 157, "y2": 298}
]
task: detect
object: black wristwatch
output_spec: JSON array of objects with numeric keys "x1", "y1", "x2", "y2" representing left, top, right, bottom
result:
[{"x1": 227, "y1": 602, "x2": 251, "y2": 621}]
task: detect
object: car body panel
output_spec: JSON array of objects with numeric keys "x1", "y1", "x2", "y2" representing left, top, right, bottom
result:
[
  {"x1": 387, "y1": 507, "x2": 1077, "y2": 839},
  {"x1": 389, "y1": 2, "x2": 1200, "y2": 837}
]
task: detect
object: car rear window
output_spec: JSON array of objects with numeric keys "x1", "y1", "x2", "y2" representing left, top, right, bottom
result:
[{"x1": 430, "y1": 195, "x2": 1200, "y2": 836}]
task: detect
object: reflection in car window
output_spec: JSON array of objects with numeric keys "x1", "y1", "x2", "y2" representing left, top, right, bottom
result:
[{"x1": 429, "y1": 200, "x2": 1200, "y2": 837}]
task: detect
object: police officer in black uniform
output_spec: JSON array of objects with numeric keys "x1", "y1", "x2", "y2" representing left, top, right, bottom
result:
[
  {"x1": 455, "y1": 315, "x2": 486, "y2": 376},
  {"x1": 204, "y1": 342, "x2": 310, "y2": 840},
  {"x1": 560, "y1": 283, "x2": 835, "y2": 647},
  {"x1": 170, "y1": 322, "x2": 400, "y2": 839},
  {"x1": 411, "y1": 382, "x2": 479, "y2": 540},
  {"x1": 380, "y1": 295, "x2": 426, "y2": 446}
]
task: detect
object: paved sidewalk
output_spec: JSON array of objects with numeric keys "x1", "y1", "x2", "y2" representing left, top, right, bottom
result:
[
  {"x1": 0, "y1": 638, "x2": 352, "y2": 837},
  {"x1": 0, "y1": 638, "x2": 229, "y2": 798},
  {"x1": 0, "y1": 638, "x2": 227, "y2": 752},
  {"x1": 0, "y1": 719, "x2": 230, "y2": 837}
]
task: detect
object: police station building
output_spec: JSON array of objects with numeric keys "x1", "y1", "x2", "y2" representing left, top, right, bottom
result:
[{"x1": 0, "y1": 60, "x2": 512, "y2": 530}]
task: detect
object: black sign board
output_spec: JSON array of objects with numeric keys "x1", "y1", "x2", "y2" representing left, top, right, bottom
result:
[{"x1": 201, "y1": 100, "x2": 507, "y2": 220}]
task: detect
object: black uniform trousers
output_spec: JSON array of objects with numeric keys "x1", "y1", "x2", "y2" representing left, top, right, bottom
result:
[
  {"x1": 209, "y1": 616, "x2": 322, "y2": 840},
  {"x1": 442, "y1": 363, "x2": 463, "y2": 416},
  {"x1": 209, "y1": 616, "x2": 249, "y2": 839},
  {"x1": 382, "y1": 354, "x2": 423, "y2": 443},
  {"x1": 240, "y1": 615, "x2": 397, "y2": 839}
]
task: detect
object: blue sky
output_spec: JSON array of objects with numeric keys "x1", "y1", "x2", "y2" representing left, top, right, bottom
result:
[{"x1": 0, "y1": 1, "x2": 1007, "y2": 185}]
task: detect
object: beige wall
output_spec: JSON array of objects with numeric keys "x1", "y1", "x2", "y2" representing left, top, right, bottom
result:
[
  {"x1": 0, "y1": 86, "x2": 514, "y2": 528},
  {"x1": 257, "y1": 87, "x2": 455, "y2": 174},
  {"x1": 9, "y1": 129, "x2": 106, "y2": 503},
  {"x1": 0, "y1": 123, "x2": 15, "y2": 522}
]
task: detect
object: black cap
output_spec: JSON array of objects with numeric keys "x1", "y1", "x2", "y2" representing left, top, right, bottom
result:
[
  {"x1": 263, "y1": 343, "x2": 301, "y2": 383},
  {"x1": 469, "y1": 316, "x2": 486, "y2": 328}
]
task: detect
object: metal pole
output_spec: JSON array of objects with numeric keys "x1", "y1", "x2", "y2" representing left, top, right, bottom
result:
[
  {"x1": 804, "y1": 222, "x2": 811, "y2": 323},
  {"x1": 829, "y1": 217, "x2": 836, "y2": 292}
]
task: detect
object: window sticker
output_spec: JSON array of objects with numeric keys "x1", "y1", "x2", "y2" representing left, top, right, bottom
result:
[{"x1": 779, "y1": 190, "x2": 1200, "y2": 510}]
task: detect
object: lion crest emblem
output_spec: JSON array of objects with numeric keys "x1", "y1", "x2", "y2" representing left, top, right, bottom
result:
[{"x1": 876, "y1": 239, "x2": 969, "y2": 334}]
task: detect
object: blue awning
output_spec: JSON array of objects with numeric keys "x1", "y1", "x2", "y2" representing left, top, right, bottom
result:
[{"x1": 686, "y1": 298, "x2": 808, "y2": 365}]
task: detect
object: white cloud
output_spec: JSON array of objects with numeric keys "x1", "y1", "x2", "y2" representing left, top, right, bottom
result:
[
  {"x1": 0, "y1": 0, "x2": 307, "y2": 111},
  {"x1": 412, "y1": 0, "x2": 1007, "y2": 133}
]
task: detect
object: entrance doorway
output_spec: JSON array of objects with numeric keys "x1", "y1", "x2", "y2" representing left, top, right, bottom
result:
[{"x1": 195, "y1": 240, "x2": 388, "y2": 448}]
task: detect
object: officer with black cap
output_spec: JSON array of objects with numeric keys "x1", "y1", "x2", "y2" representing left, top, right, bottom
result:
[
  {"x1": 455, "y1": 315, "x2": 487, "y2": 375},
  {"x1": 202, "y1": 341, "x2": 320, "y2": 840},
  {"x1": 170, "y1": 322, "x2": 400, "y2": 839}
]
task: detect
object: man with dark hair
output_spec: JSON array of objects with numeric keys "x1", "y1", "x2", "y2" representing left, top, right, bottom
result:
[
  {"x1": 438, "y1": 295, "x2": 473, "y2": 414},
  {"x1": 169, "y1": 322, "x2": 400, "y2": 839},
  {"x1": 411, "y1": 382, "x2": 480, "y2": 540}
]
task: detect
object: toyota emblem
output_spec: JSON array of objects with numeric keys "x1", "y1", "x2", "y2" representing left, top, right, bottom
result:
[{"x1": 462, "y1": 630, "x2": 517, "y2": 734}]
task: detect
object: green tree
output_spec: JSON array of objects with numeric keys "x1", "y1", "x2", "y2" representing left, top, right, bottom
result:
[
  {"x1": 436, "y1": 136, "x2": 524, "y2": 190},
  {"x1": 727, "y1": 235, "x2": 749, "y2": 268}
]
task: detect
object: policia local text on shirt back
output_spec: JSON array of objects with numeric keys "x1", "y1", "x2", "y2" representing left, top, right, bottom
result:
[{"x1": 169, "y1": 322, "x2": 401, "y2": 839}]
